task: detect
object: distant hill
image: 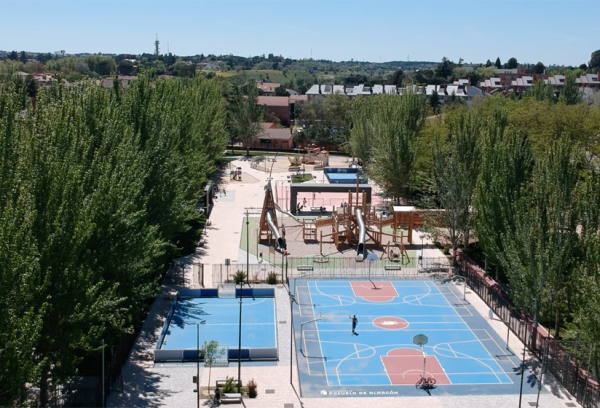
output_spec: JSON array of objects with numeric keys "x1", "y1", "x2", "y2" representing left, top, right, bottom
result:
[{"x1": 201, "y1": 69, "x2": 315, "y2": 86}]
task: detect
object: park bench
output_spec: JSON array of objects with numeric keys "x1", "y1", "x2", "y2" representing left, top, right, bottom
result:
[
  {"x1": 384, "y1": 264, "x2": 402, "y2": 270},
  {"x1": 221, "y1": 393, "x2": 242, "y2": 404},
  {"x1": 297, "y1": 265, "x2": 314, "y2": 272}
]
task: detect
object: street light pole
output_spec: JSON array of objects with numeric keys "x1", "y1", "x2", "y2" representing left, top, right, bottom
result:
[
  {"x1": 197, "y1": 324, "x2": 200, "y2": 408},
  {"x1": 238, "y1": 210, "x2": 250, "y2": 394},
  {"x1": 237, "y1": 276, "x2": 243, "y2": 394},
  {"x1": 518, "y1": 320, "x2": 529, "y2": 408},
  {"x1": 246, "y1": 210, "x2": 249, "y2": 279},
  {"x1": 102, "y1": 339, "x2": 105, "y2": 408}
]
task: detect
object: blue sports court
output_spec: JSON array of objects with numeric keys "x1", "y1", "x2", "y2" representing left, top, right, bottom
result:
[
  {"x1": 155, "y1": 288, "x2": 277, "y2": 362},
  {"x1": 291, "y1": 279, "x2": 540, "y2": 398}
]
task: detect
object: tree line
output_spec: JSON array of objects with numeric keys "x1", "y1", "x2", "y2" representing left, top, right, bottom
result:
[
  {"x1": 0, "y1": 74, "x2": 228, "y2": 406},
  {"x1": 348, "y1": 90, "x2": 600, "y2": 370}
]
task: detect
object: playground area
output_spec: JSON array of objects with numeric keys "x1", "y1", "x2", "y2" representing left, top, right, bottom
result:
[
  {"x1": 291, "y1": 279, "x2": 530, "y2": 397},
  {"x1": 244, "y1": 180, "x2": 433, "y2": 268},
  {"x1": 109, "y1": 154, "x2": 583, "y2": 408}
]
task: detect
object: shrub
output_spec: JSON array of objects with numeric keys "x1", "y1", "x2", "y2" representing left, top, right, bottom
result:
[
  {"x1": 233, "y1": 271, "x2": 247, "y2": 284},
  {"x1": 222, "y1": 376, "x2": 236, "y2": 393},
  {"x1": 442, "y1": 246, "x2": 450, "y2": 255},
  {"x1": 267, "y1": 272, "x2": 278, "y2": 285},
  {"x1": 247, "y1": 379, "x2": 258, "y2": 398}
]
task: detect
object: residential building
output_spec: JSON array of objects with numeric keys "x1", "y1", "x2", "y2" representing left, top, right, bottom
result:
[
  {"x1": 256, "y1": 81, "x2": 280, "y2": 96},
  {"x1": 576, "y1": 73, "x2": 600, "y2": 91},
  {"x1": 257, "y1": 96, "x2": 291, "y2": 125},
  {"x1": 99, "y1": 75, "x2": 136, "y2": 89},
  {"x1": 242, "y1": 126, "x2": 294, "y2": 150}
]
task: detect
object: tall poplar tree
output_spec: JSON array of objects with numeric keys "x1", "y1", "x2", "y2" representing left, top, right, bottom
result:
[
  {"x1": 431, "y1": 109, "x2": 482, "y2": 260},
  {"x1": 369, "y1": 91, "x2": 426, "y2": 200}
]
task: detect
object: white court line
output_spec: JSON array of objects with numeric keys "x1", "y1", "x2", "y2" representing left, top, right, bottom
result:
[
  {"x1": 335, "y1": 342, "x2": 377, "y2": 384},
  {"x1": 422, "y1": 281, "x2": 510, "y2": 383},
  {"x1": 307, "y1": 281, "x2": 328, "y2": 386},
  {"x1": 478, "y1": 329, "x2": 519, "y2": 369},
  {"x1": 312, "y1": 282, "x2": 356, "y2": 306},
  {"x1": 431, "y1": 335, "x2": 505, "y2": 382}
]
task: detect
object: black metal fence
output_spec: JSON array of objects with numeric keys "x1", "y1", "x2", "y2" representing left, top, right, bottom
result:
[
  {"x1": 457, "y1": 251, "x2": 600, "y2": 408},
  {"x1": 210, "y1": 256, "x2": 451, "y2": 285}
]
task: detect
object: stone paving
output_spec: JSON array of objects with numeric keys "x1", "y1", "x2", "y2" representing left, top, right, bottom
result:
[{"x1": 108, "y1": 155, "x2": 582, "y2": 408}]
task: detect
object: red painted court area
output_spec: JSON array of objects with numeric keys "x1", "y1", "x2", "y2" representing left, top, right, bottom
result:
[
  {"x1": 381, "y1": 348, "x2": 451, "y2": 385},
  {"x1": 351, "y1": 281, "x2": 398, "y2": 302}
]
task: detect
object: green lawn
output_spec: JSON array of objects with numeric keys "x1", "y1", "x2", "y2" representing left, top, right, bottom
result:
[{"x1": 291, "y1": 174, "x2": 314, "y2": 183}]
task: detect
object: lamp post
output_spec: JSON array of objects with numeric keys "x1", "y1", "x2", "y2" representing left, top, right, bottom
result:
[
  {"x1": 197, "y1": 324, "x2": 200, "y2": 408},
  {"x1": 518, "y1": 319, "x2": 532, "y2": 408},
  {"x1": 238, "y1": 210, "x2": 250, "y2": 393},
  {"x1": 419, "y1": 234, "x2": 425, "y2": 268},
  {"x1": 102, "y1": 339, "x2": 105, "y2": 408}
]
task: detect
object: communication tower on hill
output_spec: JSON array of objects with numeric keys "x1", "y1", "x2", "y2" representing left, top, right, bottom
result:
[{"x1": 154, "y1": 34, "x2": 160, "y2": 57}]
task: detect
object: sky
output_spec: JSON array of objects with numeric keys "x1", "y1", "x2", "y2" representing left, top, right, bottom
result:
[{"x1": 1, "y1": 0, "x2": 599, "y2": 66}]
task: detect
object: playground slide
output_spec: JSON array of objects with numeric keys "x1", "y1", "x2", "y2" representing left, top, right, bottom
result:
[
  {"x1": 266, "y1": 210, "x2": 285, "y2": 249},
  {"x1": 355, "y1": 208, "x2": 366, "y2": 261}
]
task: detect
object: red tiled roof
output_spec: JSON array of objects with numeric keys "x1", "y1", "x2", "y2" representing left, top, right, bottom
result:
[
  {"x1": 289, "y1": 95, "x2": 308, "y2": 103},
  {"x1": 256, "y1": 81, "x2": 280, "y2": 93},
  {"x1": 259, "y1": 128, "x2": 293, "y2": 141},
  {"x1": 257, "y1": 96, "x2": 289, "y2": 107}
]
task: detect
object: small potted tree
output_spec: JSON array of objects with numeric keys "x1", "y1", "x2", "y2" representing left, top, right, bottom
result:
[
  {"x1": 247, "y1": 379, "x2": 258, "y2": 398},
  {"x1": 201, "y1": 340, "x2": 225, "y2": 398}
]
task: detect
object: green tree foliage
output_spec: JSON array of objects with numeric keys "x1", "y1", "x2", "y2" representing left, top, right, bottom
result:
[
  {"x1": 228, "y1": 83, "x2": 264, "y2": 155},
  {"x1": 572, "y1": 171, "x2": 600, "y2": 348},
  {"x1": 532, "y1": 61, "x2": 546, "y2": 74},
  {"x1": 389, "y1": 68, "x2": 405, "y2": 86},
  {"x1": 295, "y1": 93, "x2": 353, "y2": 147},
  {"x1": 274, "y1": 85, "x2": 290, "y2": 96},
  {"x1": 431, "y1": 109, "x2": 482, "y2": 259},
  {"x1": 349, "y1": 96, "x2": 376, "y2": 166},
  {"x1": 429, "y1": 91, "x2": 440, "y2": 113},
  {"x1": 367, "y1": 92, "x2": 426, "y2": 200},
  {"x1": 84, "y1": 55, "x2": 117, "y2": 76},
  {"x1": 559, "y1": 73, "x2": 582, "y2": 105},
  {"x1": 434, "y1": 57, "x2": 454, "y2": 79},
  {"x1": 590, "y1": 49, "x2": 600, "y2": 71},
  {"x1": 495, "y1": 57, "x2": 502, "y2": 69},
  {"x1": 493, "y1": 137, "x2": 581, "y2": 349},
  {"x1": 172, "y1": 61, "x2": 196, "y2": 78},
  {"x1": 118, "y1": 60, "x2": 135, "y2": 75},
  {"x1": 202, "y1": 340, "x2": 225, "y2": 396},
  {"x1": 505, "y1": 57, "x2": 518, "y2": 69},
  {"x1": 474, "y1": 111, "x2": 534, "y2": 281},
  {"x1": 0, "y1": 75, "x2": 227, "y2": 405},
  {"x1": 528, "y1": 79, "x2": 556, "y2": 102}
]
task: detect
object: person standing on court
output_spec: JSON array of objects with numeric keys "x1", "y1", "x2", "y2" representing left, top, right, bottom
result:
[{"x1": 351, "y1": 314, "x2": 358, "y2": 335}]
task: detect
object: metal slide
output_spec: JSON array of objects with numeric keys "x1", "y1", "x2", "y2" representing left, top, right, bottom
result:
[
  {"x1": 355, "y1": 208, "x2": 366, "y2": 261},
  {"x1": 266, "y1": 210, "x2": 285, "y2": 250}
]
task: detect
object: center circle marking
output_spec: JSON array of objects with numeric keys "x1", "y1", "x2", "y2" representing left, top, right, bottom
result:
[{"x1": 373, "y1": 316, "x2": 409, "y2": 330}]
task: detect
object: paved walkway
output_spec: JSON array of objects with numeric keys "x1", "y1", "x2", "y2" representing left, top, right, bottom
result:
[{"x1": 108, "y1": 155, "x2": 581, "y2": 408}]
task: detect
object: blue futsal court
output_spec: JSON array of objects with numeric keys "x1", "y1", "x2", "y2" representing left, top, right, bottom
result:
[
  {"x1": 292, "y1": 279, "x2": 539, "y2": 397},
  {"x1": 155, "y1": 288, "x2": 277, "y2": 362}
]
